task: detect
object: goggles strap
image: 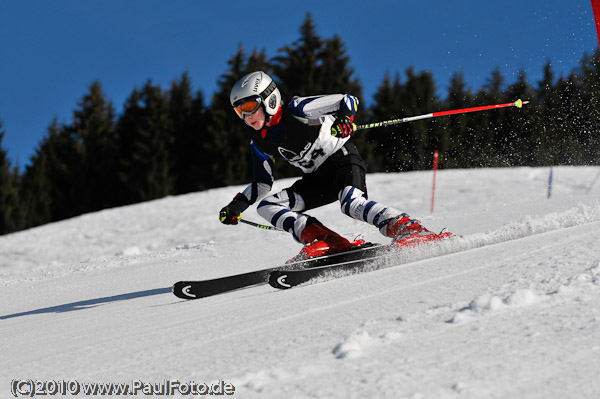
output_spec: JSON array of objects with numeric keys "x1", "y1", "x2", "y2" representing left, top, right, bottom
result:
[{"x1": 260, "y1": 80, "x2": 277, "y2": 100}]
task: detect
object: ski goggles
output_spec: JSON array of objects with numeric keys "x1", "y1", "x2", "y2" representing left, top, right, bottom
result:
[{"x1": 233, "y1": 96, "x2": 262, "y2": 119}]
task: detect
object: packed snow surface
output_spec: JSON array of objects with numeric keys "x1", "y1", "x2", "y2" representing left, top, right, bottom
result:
[{"x1": 1, "y1": 166, "x2": 600, "y2": 398}]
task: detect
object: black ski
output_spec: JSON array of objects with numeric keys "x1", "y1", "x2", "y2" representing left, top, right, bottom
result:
[
  {"x1": 269, "y1": 253, "x2": 386, "y2": 289},
  {"x1": 173, "y1": 268, "x2": 283, "y2": 299},
  {"x1": 172, "y1": 242, "x2": 383, "y2": 299},
  {"x1": 268, "y1": 235, "x2": 455, "y2": 289}
]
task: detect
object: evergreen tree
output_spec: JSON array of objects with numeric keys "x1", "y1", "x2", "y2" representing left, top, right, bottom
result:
[
  {"x1": 553, "y1": 72, "x2": 585, "y2": 164},
  {"x1": 500, "y1": 70, "x2": 537, "y2": 165},
  {"x1": 168, "y1": 72, "x2": 207, "y2": 194},
  {"x1": 117, "y1": 80, "x2": 175, "y2": 203},
  {"x1": 273, "y1": 13, "x2": 362, "y2": 98},
  {"x1": 317, "y1": 34, "x2": 363, "y2": 97},
  {"x1": 203, "y1": 46, "x2": 272, "y2": 188},
  {"x1": 444, "y1": 72, "x2": 477, "y2": 168},
  {"x1": 574, "y1": 50, "x2": 600, "y2": 164},
  {"x1": 366, "y1": 68, "x2": 441, "y2": 172},
  {"x1": 474, "y1": 68, "x2": 507, "y2": 167},
  {"x1": 364, "y1": 73, "x2": 403, "y2": 172},
  {"x1": 272, "y1": 13, "x2": 323, "y2": 97},
  {"x1": 534, "y1": 61, "x2": 562, "y2": 165},
  {"x1": 19, "y1": 140, "x2": 52, "y2": 228},
  {"x1": 71, "y1": 81, "x2": 120, "y2": 211},
  {"x1": 400, "y1": 67, "x2": 441, "y2": 170},
  {"x1": 18, "y1": 84, "x2": 117, "y2": 229},
  {"x1": 0, "y1": 122, "x2": 23, "y2": 234},
  {"x1": 20, "y1": 119, "x2": 78, "y2": 224}
]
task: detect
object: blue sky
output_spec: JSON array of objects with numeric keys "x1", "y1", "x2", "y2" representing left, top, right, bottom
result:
[{"x1": 1, "y1": 1, "x2": 598, "y2": 168}]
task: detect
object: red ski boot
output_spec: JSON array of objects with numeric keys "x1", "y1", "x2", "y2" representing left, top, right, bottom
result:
[
  {"x1": 290, "y1": 221, "x2": 364, "y2": 262},
  {"x1": 385, "y1": 214, "x2": 451, "y2": 249}
]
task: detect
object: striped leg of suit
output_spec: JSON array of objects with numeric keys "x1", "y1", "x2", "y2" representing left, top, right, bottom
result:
[
  {"x1": 338, "y1": 186, "x2": 403, "y2": 236},
  {"x1": 257, "y1": 189, "x2": 311, "y2": 243}
]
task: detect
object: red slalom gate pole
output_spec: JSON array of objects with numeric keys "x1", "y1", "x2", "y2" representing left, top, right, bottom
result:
[
  {"x1": 592, "y1": 0, "x2": 600, "y2": 57},
  {"x1": 431, "y1": 150, "x2": 439, "y2": 213}
]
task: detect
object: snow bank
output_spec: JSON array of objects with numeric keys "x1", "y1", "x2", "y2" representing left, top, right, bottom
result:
[
  {"x1": 448, "y1": 261, "x2": 600, "y2": 325},
  {"x1": 448, "y1": 289, "x2": 543, "y2": 324},
  {"x1": 332, "y1": 330, "x2": 403, "y2": 359}
]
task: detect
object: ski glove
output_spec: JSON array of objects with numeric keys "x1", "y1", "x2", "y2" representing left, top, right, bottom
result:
[
  {"x1": 331, "y1": 116, "x2": 356, "y2": 138},
  {"x1": 219, "y1": 193, "x2": 251, "y2": 225}
]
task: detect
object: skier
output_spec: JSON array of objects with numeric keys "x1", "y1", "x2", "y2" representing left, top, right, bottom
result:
[{"x1": 219, "y1": 71, "x2": 448, "y2": 259}]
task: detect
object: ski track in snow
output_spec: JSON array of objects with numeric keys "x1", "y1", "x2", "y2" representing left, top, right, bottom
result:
[
  {"x1": 232, "y1": 219, "x2": 600, "y2": 398},
  {"x1": 1, "y1": 166, "x2": 600, "y2": 399}
]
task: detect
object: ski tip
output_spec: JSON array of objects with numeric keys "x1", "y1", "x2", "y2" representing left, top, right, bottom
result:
[
  {"x1": 269, "y1": 271, "x2": 292, "y2": 289},
  {"x1": 172, "y1": 281, "x2": 199, "y2": 299}
]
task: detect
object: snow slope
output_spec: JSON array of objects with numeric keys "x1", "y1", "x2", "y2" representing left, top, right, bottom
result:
[{"x1": 1, "y1": 166, "x2": 599, "y2": 399}]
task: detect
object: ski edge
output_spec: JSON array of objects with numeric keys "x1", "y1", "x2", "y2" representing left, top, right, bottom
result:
[
  {"x1": 268, "y1": 235, "x2": 457, "y2": 289},
  {"x1": 269, "y1": 254, "x2": 383, "y2": 289}
]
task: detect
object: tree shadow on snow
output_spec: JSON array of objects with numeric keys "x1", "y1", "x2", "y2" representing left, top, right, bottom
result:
[{"x1": 0, "y1": 287, "x2": 172, "y2": 320}]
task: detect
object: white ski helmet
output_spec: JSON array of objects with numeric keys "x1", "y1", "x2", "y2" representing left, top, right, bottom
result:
[{"x1": 230, "y1": 71, "x2": 282, "y2": 117}]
